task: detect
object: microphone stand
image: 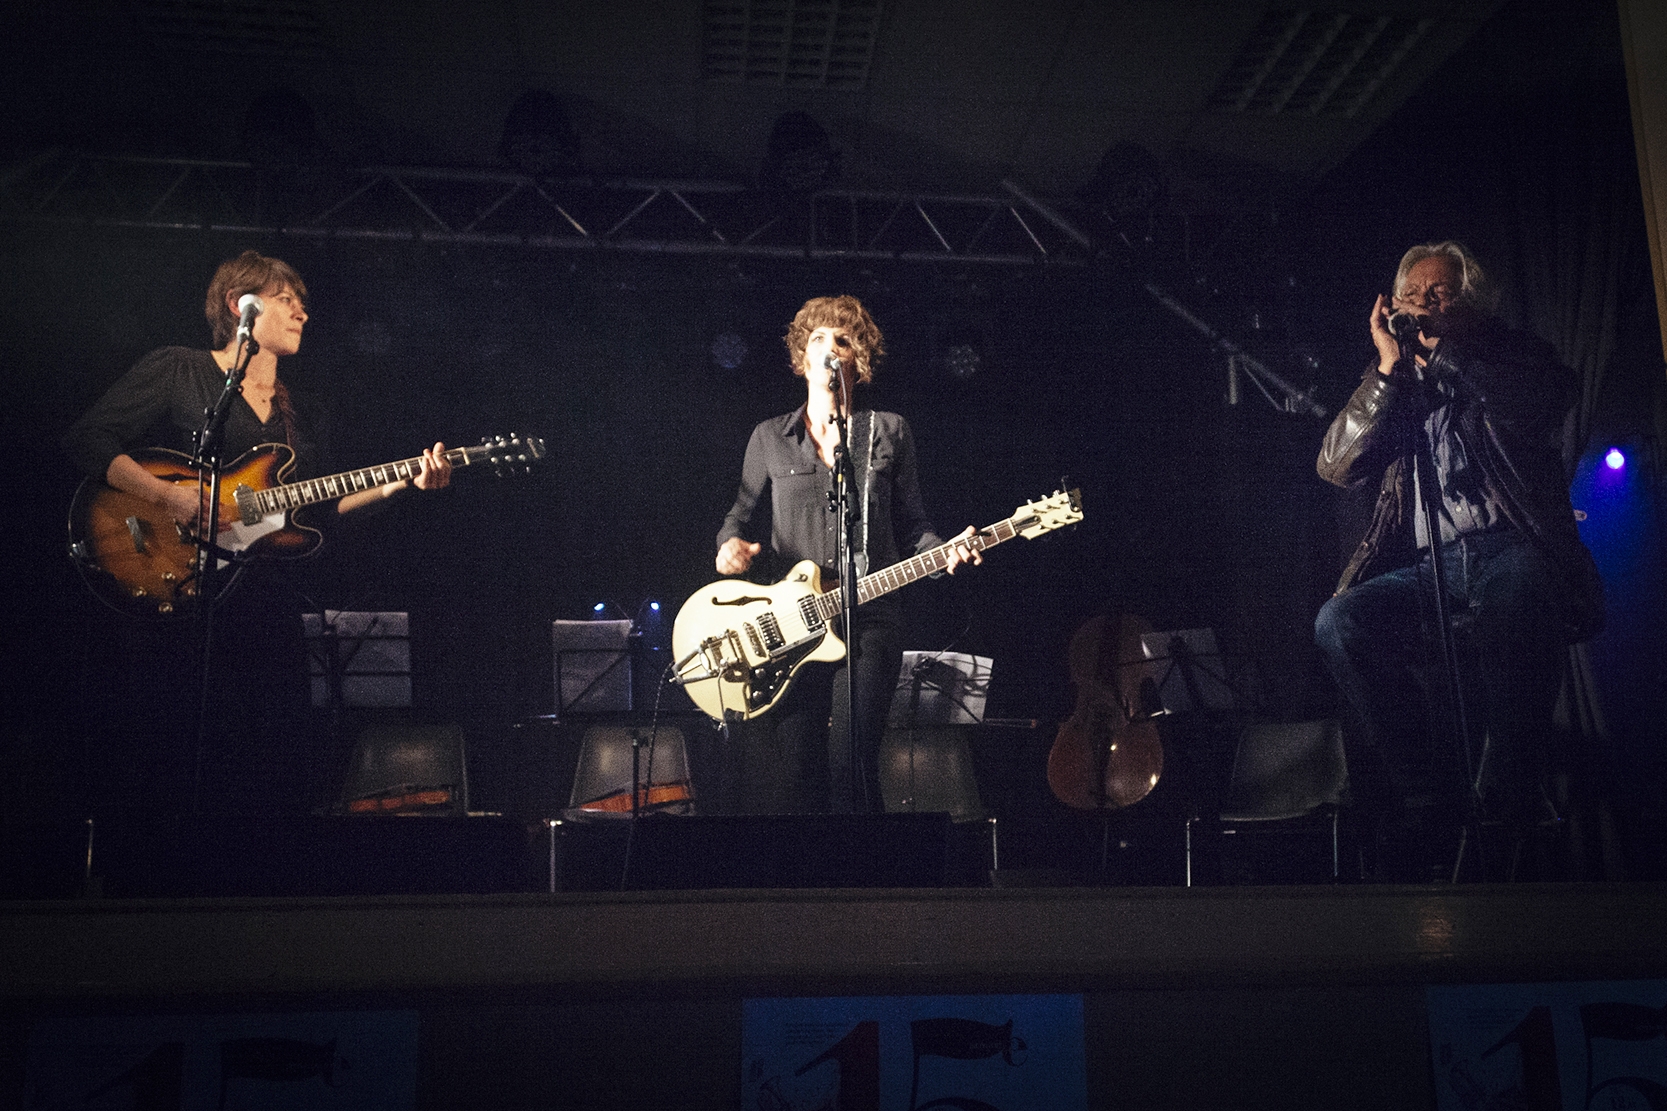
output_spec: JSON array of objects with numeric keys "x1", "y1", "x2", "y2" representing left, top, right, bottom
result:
[
  {"x1": 187, "y1": 334, "x2": 256, "y2": 812},
  {"x1": 827, "y1": 357, "x2": 864, "y2": 812},
  {"x1": 1400, "y1": 332, "x2": 1482, "y2": 880}
]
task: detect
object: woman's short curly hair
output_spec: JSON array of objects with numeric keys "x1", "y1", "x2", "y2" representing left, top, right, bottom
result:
[
  {"x1": 205, "y1": 250, "x2": 307, "y2": 347},
  {"x1": 782, "y1": 294, "x2": 885, "y2": 383}
]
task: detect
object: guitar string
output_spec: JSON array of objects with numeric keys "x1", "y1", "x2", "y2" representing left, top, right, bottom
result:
[{"x1": 253, "y1": 445, "x2": 487, "y2": 514}]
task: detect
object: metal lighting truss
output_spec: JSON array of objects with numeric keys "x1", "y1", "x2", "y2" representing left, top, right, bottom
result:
[{"x1": 0, "y1": 150, "x2": 1089, "y2": 268}]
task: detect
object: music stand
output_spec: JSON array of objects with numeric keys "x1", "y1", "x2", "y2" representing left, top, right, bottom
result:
[
  {"x1": 881, "y1": 653, "x2": 993, "y2": 828},
  {"x1": 1138, "y1": 628, "x2": 1236, "y2": 715},
  {"x1": 887, "y1": 652, "x2": 993, "y2": 727},
  {"x1": 551, "y1": 619, "x2": 634, "y2": 718},
  {"x1": 1139, "y1": 628, "x2": 1242, "y2": 884},
  {"x1": 303, "y1": 610, "x2": 412, "y2": 709}
]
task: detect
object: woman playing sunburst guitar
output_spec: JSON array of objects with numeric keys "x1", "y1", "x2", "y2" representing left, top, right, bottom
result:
[
  {"x1": 61, "y1": 249, "x2": 453, "y2": 813},
  {"x1": 64, "y1": 250, "x2": 452, "y2": 540}
]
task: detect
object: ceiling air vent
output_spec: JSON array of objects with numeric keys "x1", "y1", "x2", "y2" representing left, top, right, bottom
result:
[
  {"x1": 1208, "y1": 10, "x2": 1434, "y2": 117},
  {"x1": 703, "y1": 0, "x2": 883, "y2": 89},
  {"x1": 133, "y1": 0, "x2": 328, "y2": 56}
]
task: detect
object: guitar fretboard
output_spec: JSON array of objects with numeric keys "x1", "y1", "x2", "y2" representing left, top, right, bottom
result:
[
  {"x1": 249, "y1": 446, "x2": 480, "y2": 516},
  {"x1": 812, "y1": 515, "x2": 1023, "y2": 622}
]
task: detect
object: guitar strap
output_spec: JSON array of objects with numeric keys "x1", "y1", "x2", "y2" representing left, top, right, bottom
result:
[{"x1": 852, "y1": 409, "x2": 874, "y2": 576}]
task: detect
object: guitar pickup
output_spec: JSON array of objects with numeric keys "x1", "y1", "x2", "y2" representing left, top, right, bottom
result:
[
  {"x1": 755, "y1": 612, "x2": 785, "y2": 652},
  {"x1": 232, "y1": 484, "x2": 262, "y2": 526},
  {"x1": 125, "y1": 515, "x2": 148, "y2": 554}
]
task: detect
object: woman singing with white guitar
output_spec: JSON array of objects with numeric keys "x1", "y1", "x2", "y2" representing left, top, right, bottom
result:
[{"x1": 711, "y1": 294, "x2": 981, "y2": 815}]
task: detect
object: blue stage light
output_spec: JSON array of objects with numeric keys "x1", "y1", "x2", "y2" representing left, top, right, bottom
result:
[
  {"x1": 650, "y1": 601, "x2": 661, "y2": 612},
  {"x1": 1605, "y1": 447, "x2": 1625, "y2": 470},
  {"x1": 592, "y1": 602, "x2": 606, "y2": 613}
]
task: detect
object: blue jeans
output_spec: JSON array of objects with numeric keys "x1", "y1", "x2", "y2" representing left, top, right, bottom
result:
[{"x1": 1314, "y1": 531, "x2": 1569, "y2": 825}]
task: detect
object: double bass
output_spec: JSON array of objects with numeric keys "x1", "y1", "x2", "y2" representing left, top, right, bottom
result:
[{"x1": 1046, "y1": 613, "x2": 1164, "y2": 810}]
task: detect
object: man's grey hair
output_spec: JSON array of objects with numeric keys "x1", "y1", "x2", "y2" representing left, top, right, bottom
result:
[{"x1": 1393, "y1": 241, "x2": 1498, "y2": 313}]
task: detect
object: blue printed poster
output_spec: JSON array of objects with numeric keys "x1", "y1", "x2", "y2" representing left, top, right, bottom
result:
[
  {"x1": 742, "y1": 993, "x2": 1086, "y2": 1111},
  {"x1": 1427, "y1": 981, "x2": 1667, "y2": 1111},
  {"x1": 25, "y1": 1010, "x2": 418, "y2": 1111}
]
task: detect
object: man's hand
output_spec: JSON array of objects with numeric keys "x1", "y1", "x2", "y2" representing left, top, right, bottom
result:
[
  {"x1": 1371, "y1": 294, "x2": 1443, "y2": 376},
  {"x1": 1369, "y1": 294, "x2": 1402, "y2": 376},
  {"x1": 717, "y1": 537, "x2": 761, "y2": 575},
  {"x1": 943, "y1": 525, "x2": 983, "y2": 574}
]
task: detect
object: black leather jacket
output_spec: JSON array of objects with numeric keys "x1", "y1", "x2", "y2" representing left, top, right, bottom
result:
[{"x1": 1316, "y1": 317, "x2": 1603, "y2": 642}]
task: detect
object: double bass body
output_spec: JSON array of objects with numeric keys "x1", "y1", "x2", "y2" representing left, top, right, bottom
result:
[{"x1": 1046, "y1": 613, "x2": 1165, "y2": 811}]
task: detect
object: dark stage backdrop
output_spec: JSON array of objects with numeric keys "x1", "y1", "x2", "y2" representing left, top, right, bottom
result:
[{"x1": 1, "y1": 225, "x2": 1342, "y2": 817}]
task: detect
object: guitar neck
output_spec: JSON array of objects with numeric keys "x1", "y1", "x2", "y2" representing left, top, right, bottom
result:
[
  {"x1": 246, "y1": 445, "x2": 481, "y2": 515},
  {"x1": 814, "y1": 515, "x2": 1022, "y2": 621}
]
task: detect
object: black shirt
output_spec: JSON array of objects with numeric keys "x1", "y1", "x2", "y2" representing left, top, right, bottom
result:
[
  {"x1": 718, "y1": 405, "x2": 943, "y2": 585},
  {"x1": 62, "y1": 346, "x2": 318, "y2": 480}
]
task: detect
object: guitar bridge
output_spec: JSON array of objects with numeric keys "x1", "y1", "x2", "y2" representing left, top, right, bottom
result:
[{"x1": 699, "y1": 631, "x2": 749, "y2": 683}]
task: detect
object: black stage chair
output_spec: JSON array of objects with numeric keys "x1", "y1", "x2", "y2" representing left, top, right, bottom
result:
[
  {"x1": 340, "y1": 722, "x2": 470, "y2": 816},
  {"x1": 1186, "y1": 718, "x2": 1349, "y2": 885}
]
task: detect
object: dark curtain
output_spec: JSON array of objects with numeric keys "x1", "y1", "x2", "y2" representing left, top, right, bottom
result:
[
  {"x1": 1493, "y1": 85, "x2": 1640, "y2": 449},
  {"x1": 1482, "y1": 58, "x2": 1652, "y2": 828}
]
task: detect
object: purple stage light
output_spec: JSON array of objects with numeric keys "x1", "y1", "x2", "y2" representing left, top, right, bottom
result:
[{"x1": 1604, "y1": 447, "x2": 1625, "y2": 470}]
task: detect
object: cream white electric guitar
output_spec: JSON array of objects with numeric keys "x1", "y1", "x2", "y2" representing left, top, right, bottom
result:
[{"x1": 670, "y1": 488, "x2": 1082, "y2": 722}]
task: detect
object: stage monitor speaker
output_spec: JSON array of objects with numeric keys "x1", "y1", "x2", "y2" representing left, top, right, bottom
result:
[
  {"x1": 617, "y1": 812, "x2": 951, "y2": 889},
  {"x1": 86, "y1": 814, "x2": 532, "y2": 898}
]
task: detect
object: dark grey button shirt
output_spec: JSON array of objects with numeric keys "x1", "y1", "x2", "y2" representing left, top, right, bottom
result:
[
  {"x1": 717, "y1": 405, "x2": 943, "y2": 587},
  {"x1": 1416, "y1": 383, "x2": 1507, "y2": 549}
]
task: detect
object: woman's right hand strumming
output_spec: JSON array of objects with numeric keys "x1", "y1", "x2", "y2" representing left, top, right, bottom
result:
[{"x1": 717, "y1": 536, "x2": 761, "y2": 575}]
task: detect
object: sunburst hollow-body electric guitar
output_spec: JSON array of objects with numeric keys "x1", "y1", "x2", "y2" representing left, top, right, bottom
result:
[
  {"x1": 68, "y1": 434, "x2": 544, "y2": 617},
  {"x1": 670, "y1": 488, "x2": 1082, "y2": 723}
]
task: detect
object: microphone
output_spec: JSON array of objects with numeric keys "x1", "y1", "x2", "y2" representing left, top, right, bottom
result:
[
  {"x1": 1386, "y1": 310, "x2": 1422, "y2": 343},
  {"x1": 235, "y1": 293, "x2": 264, "y2": 343},
  {"x1": 824, "y1": 353, "x2": 842, "y2": 391}
]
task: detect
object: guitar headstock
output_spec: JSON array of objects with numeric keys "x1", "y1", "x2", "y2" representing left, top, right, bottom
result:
[
  {"x1": 479, "y1": 433, "x2": 546, "y2": 476},
  {"x1": 1013, "y1": 488, "x2": 1083, "y2": 539}
]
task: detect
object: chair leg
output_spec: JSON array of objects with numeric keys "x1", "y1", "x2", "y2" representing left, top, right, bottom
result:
[
  {"x1": 1330, "y1": 809, "x2": 1339, "y2": 881},
  {"x1": 1184, "y1": 815, "x2": 1194, "y2": 887}
]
